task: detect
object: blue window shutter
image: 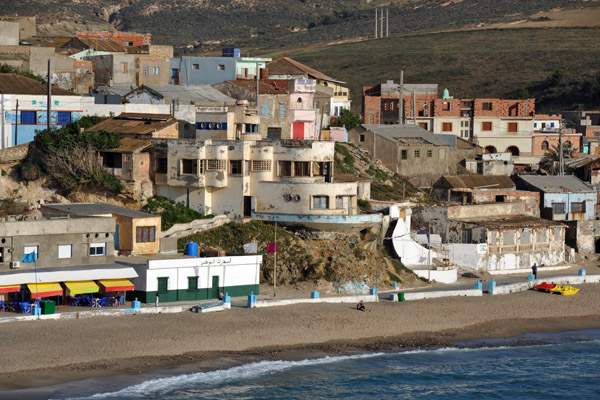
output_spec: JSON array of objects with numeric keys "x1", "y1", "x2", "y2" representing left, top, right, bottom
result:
[
  {"x1": 279, "y1": 104, "x2": 285, "y2": 117},
  {"x1": 261, "y1": 104, "x2": 269, "y2": 117},
  {"x1": 21, "y1": 111, "x2": 36, "y2": 124},
  {"x1": 57, "y1": 112, "x2": 71, "y2": 125}
]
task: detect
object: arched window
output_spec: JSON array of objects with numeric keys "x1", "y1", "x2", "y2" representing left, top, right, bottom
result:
[
  {"x1": 297, "y1": 97, "x2": 303, "y2": 109},
  {"x1": 564, "y1": 141, "x2": 572, "y2": 149},
  {"x1": 507, "y1": 146, "x2": 520, "y2": 156},
  {"x1": 485, "y1": 146, "x2": 497, "y2": 154},
  {"x1": 541, "y1": 140, "x2": 549, "y2": 151}
]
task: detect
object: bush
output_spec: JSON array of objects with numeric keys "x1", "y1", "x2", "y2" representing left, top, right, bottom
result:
[
  {"x1": 16, "y1": 161, "x2": 44, "y2": 181},
  {"x1": 142, "y1": 196, "x2": 212, "y2": 230},
  {"x1": 357, "y1": 199, "x2": 372, "y2": 213}
]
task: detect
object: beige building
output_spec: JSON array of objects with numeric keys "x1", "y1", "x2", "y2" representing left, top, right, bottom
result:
[{"x1": 152, "y1": 139, "x2": 379, "y2": 233}]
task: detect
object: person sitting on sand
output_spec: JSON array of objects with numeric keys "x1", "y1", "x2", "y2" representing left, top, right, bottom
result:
[
  {"x1": 218, "y1": 290, "x2": 224, "y2": 301},
  {"x1": 357, "y1": 300, "x2": 366, "y2": 311}
]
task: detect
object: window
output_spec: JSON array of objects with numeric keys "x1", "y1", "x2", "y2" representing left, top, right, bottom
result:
[
  {"x1": 489, "y1": 232, "x2": 497, "y2": 246},
  {"x1": 153, "y1": 67, "x2": 160, "y2": 75},
  {"x1": 496, "y1": 195, "x2": 506, "y2": 202},
  {"x1": 279, "y1": 104, "x2": 285, "y2": 118},
  {"x1": 206, "y1": 159, "x2": 226, "y2": 171},
  {"x1": 554, "y1": 228, "x2": 561, "y2": 241},
  {"x1": 536, "y1": 231, "x2": 547, "y2": 243},
  {"x1": 181, "y1": 159, "x2": 198, "y2": 175},
  {"x1": 520, "y1": 231, "x2": 530, "y2": 244},
  {"x1": 401, "y1": 150, "x2": 408, "y2": 160},
  {"x1": 120, "y1": 62, "x2": 128, "y2": 73},
  {"x1": 359, "y1": 134, "x2": 365, "y2": 143},
  {"x1": 541, "y1": 141, "x2": 549, "y2": 151},
  {"x1": 461, "y1": 230, "x2": 472, "y2": 244},
  {"x1": 188, "y1": 276, "x2": 198, "y2": 292},
  {"x1": 156, "y1": 158, "x2": 167, "y2": 174},
  {"x1": 278, "y1": 161, "x2": 292, "y2": 176},
  {"x1": 442, "y1": 122, "x2": 452, "y2": 132},
  {"x1": 230, "y1": 160, "x2": 242, "y2": 175},
  {"x1": 508, "y1": 122, "x2": 518, "y2": 133},
  {"x1": 552, "y1": 202, "x2": 566, "y2": 214},
  {"x1": 261, "y1": 104, "x2": 270, "y2": 117},
  {"x1": 58, "y1": 244, "x2": 72, "y2": 259},
  {"x1": 294, "y1": 161, "x2": 310, "y2": 177},
  {"x1": 218, "y1": 64, "x2": 225, "y2": 70},
  {"x1": 21, "y1": 111, "x2": 36, "y2": 124},
  {"x1": 57, "y1": 111, "x2": 71, "y2": 125},
  {"x1": 482, "y1": 102, "x2": 492, "y2": 111},
  {"x1": 136, "y1": 226, "x2": 156, "y2": 243},
  {"x1": 503, "y1": 233, "x2": 515, "y2": 245},
  {"x1": 427, "y1": 150, "x2": 432, "y2": 158},
  {"x1": 336, "y1": 196, "x2": 349, "y2": 210},
  {"x1": 24, "y1": 245, "x2": 39, "y2": 259},
  {"x1": 571, "y1": 202, "x2": 586, "y2": 213},
  {"x1": 481, "y1": 121, "x2": 492, "y2": 131},
  {"x1": 192, "y1": 63, "x2": 199, "y2": 70},
  {"x1": 90, "y1": 243, "x2": 106, "y2": 256},
  {"x1": 414, "y1": 150, "x2": 420, "y2": 158},
  {"x1": 251, "y1": 160, "x2": 271, "y2": 172},
  {"x1": 101, "y1": 152, "x2": 122, "y2": 168},
  {"x1": 143, "y1": 65, "x2": 148, "y2": 76},
  {"x1": 442, "y1": 102, "x2": 451, "y2": 111},
  {"x1": 313, "y1": 196, "x2": 329, "y2": 209}
]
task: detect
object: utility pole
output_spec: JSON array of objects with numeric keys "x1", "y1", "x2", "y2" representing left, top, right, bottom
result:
[
  {"x1": 256, "y1": 62, "x2": 260, "y2": 110},
  {"x1": 380, "y1": 8, "x2": 384, "y2": 38},
  {"x1": 386, "y1": 8, "x2": 389, "y2": 37},
  {"x1": 47, "y1": 59, "x2": 51, "y2": 133},
  {"x1": 559, "y1": 129, "x2": 564, "y2": 175},
  {"x1": 427, "y1": 221, "x2": 431, "y2": 283},
  {"x1": 14, "y1": 99, "x2": 18, "y2": 146},
  {"x1": 399, "y1": 70, "x2": 404, "y2": 124},
  {"x1": 412, "y1": 90, "x2": 417, "y2": 125},
  {"x1": 375, "y1": 239, "x2": 379, "y2": 290},
  {"x1": 375, "y1": 8, "x2": 378, "y2": 39},
  {"x1": 273, "y1": 221, "x2": 277, "y2": 297}
]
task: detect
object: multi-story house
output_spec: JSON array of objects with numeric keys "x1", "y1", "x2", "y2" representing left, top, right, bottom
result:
[
  {"x1": 152, "y1": 139, "x2": 379, "y2": 233},
  {"x1": 266, "y1": 57, "x2": 351, "y2": 128}
]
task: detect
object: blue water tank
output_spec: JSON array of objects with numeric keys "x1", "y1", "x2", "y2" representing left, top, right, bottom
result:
[{"x1": 185, "y1": 242, "x2": 198, "y2": 257}]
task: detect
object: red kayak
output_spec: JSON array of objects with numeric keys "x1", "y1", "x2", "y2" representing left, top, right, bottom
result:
[{"x1": 534, "y1": 282, "x2": 557, "y2": 292}]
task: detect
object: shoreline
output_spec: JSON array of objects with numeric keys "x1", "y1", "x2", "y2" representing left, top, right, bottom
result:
[{"x1": 1, "y1": 284, "x2": 600, "y2": 396}]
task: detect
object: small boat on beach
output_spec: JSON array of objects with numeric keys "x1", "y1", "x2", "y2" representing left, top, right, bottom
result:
[
  {"x1": 549, "y1": 285, "x2": 580, "y2": 296},
  {"x1": 534, "y1": 282, "x2": 557, "y2": 292}
]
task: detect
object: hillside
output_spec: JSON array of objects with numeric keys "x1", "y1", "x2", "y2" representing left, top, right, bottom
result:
[{"x1": 2, "y1": 0, "x2": 588, "y2": 48}]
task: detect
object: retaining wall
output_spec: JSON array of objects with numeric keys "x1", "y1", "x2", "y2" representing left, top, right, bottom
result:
[
  {"x1": 254, "y1": 294, "x2": 379, "y2": 308},
  {"x1": 402, "y1": 288, "x2": 482, "y2": 301},
  {"x1": 490, "y1": 274, "x2": 600, "y2": 295}
]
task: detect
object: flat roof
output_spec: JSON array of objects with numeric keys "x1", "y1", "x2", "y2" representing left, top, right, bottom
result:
[
  {"x1": 42, "y1": 203, "x2": 156, "y2": 219},
  {"x1": 451, "y1": 215, "x2": 565, "y2": 230}
]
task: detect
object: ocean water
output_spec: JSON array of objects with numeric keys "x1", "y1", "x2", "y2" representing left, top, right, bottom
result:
[{"x1": 55, "y1": 329, "x2": 600, "y2": 400}]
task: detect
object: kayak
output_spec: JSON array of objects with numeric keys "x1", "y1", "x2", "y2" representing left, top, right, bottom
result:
[
  {"x1": 534, "y1": 282, "x2": 557, "y2": 292},
  {"x1": 549, "y1": 285, "x2": 580, "y2": 296}
]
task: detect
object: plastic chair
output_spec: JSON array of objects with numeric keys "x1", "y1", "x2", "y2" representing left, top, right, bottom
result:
[
  {"x1": 0, "y1": 300, "x2": 4, "y2": 312},
  {"x1": 119, "y1": 295, "x2": 125, "y2": 307},
  {"x1": 100, "y1": 297, "x2": 107, "y2": 308}
]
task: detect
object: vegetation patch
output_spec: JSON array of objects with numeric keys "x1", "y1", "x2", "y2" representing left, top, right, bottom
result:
[{"x1": 142, "y1": 196, "x2": 212, "y2": 230}]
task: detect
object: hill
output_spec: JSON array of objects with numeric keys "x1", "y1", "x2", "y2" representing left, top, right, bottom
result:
[{"x1": 2, "y1": 0, "x2": 590, "y2": 48}]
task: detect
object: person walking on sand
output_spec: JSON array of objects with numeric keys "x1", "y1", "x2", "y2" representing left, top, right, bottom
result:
[
  {"x1": 155, "y1": 293, "x2": 159, "y2": 307},
  {"x1": 532, "y1": 263, "x2": 538, "y2": 279}
]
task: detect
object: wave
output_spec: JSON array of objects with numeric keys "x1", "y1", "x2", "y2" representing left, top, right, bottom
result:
[{"x1": 57, "y1": 339, "x2": 599, "y2": 400}]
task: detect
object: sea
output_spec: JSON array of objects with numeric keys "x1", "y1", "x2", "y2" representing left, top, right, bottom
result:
[{"x1": 47, "y1": 329, "x2": 600, "y2": 400}]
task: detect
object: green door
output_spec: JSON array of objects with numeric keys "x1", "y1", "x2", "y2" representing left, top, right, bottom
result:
[
  {"x1": 157, "y1": 277, "x2": 169, "y2": 301},
  {"x1": 211, "y1": 276, "x2": 219, "y2": 299}
]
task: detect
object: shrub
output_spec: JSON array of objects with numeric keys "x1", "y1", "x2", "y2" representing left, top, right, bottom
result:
[{"x1": 142, "y1": 196, "x2": 212, "y2": 230}]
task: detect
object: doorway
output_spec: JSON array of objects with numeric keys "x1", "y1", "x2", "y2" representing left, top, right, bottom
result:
[
  {"x1": 244, "y1": 196, "x2": 252, "y2": 217},
  {"x1": 211, "y1": 276, "x2": 220, "y2": 299}
]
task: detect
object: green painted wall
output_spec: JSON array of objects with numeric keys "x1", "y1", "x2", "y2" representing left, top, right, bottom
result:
[{"x1": 127, "y1": 284, "x2": 259, "y2": 304}]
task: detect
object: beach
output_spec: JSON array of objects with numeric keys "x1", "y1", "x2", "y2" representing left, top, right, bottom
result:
[{"x1": 1, "y1": 283, "x2": 599, "y2": 393}]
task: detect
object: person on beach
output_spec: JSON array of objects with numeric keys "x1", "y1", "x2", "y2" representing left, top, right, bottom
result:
[
  {"x1": 218, "y1": 290, "x2": 224, "y2": 301},
  {"x1": 357, "y1": 300, "x2": 366, "y2": 311},
  {"x1": 532, "y1": 263, "x2": 538, "y2": 279},
  {"x1": 155, "y1": 293, "x2": 159, "y2": 307}
]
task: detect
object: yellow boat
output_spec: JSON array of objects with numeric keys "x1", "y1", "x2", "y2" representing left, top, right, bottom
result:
[{"x1": 549, "y1": 285, "x2": 580, "y2": 296}]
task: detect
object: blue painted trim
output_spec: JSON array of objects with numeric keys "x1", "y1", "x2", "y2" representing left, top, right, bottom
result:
[{"x1": 252, "y1": 212, "x2": 382, "y2": 224}]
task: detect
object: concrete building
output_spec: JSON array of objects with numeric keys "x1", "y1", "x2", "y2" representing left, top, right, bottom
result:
[
  {"x1": 266, "y1": 57, "x2": 350, "y2": 127},
  {"x1": 513, "y1": 175, "x2": 596, "y2": 221},
  {"x1": 514, "y1": 174, "x2": 600, "y2": 254},
  {"x1": 84, "y1": 53, "x2": 136, "y2": 86},
  {"x1": 0, "y1": 214, "x2": 115, "y2": 271},
  {"x1": 348, "y1": 124, "x2": 451, "y2": 186},
  {"x1": 170, "y1": 50, "x2": 271, "y2": 86},
  {"x1": 411, "y1": 203, "x2": 566, "y2": 272},
  {"x1": 432, "y1": 175, "x2": 540, "y2": 217},
  {"x1": 119, "y1": 254, "x2": 261, "y2": 303},
  {"x1": 0, "y1": 16, "x2": 36, "y2": 41},
  {"x1": 0, "y1": 21, "x2": 19, "y2": 46},
  {"x1": 41, "y1": 203, "x2": 163, "y2": 256},
  {"x1": 152, "y1": 139, "x2": 379, "y2": 233},
  {"x1": 563, "y1": 110, "x2": 600, "y2": 137},
  {"x1": 85, "y1": 112, "x2": 195, "y2": 140},
  {"x1": 465, "y1": 152, "x2": 515, "y2": 176}
]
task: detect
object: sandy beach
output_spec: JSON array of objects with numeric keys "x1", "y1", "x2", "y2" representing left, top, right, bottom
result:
[{"x1": 1, "y1": 283, "x2": 599, "y2": 393}]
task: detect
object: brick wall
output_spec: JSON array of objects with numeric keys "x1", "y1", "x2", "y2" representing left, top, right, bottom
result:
[{"x1": 363, "y1": 96, "x2": 381, "y2": 124}]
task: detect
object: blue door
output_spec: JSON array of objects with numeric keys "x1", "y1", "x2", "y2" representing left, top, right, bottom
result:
[{"x1": 115, "y1": 226, "x2": 120, "y2": 250}]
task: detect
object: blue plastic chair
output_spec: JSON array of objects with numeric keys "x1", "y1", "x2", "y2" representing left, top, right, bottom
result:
[
  {"x1": 100, "y1": 297, "x2": 107, "y2": 308},
  {"x1": 119, "y1": 295, "x2": 125, "y2": 307}
]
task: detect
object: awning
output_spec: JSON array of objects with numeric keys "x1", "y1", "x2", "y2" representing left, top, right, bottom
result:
[
  {"x1": 64, "y1": 281, "x2": 99, "y2": 295},
  {"x1": 27, "y1": 282, "x2": 63, "y2": 298},
  {"x1": 98, "y1": 279, "x2": 134, "y2": 292},
  {"x1": 0, "y1": 284, "x2": 21, "y2": 294}
]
